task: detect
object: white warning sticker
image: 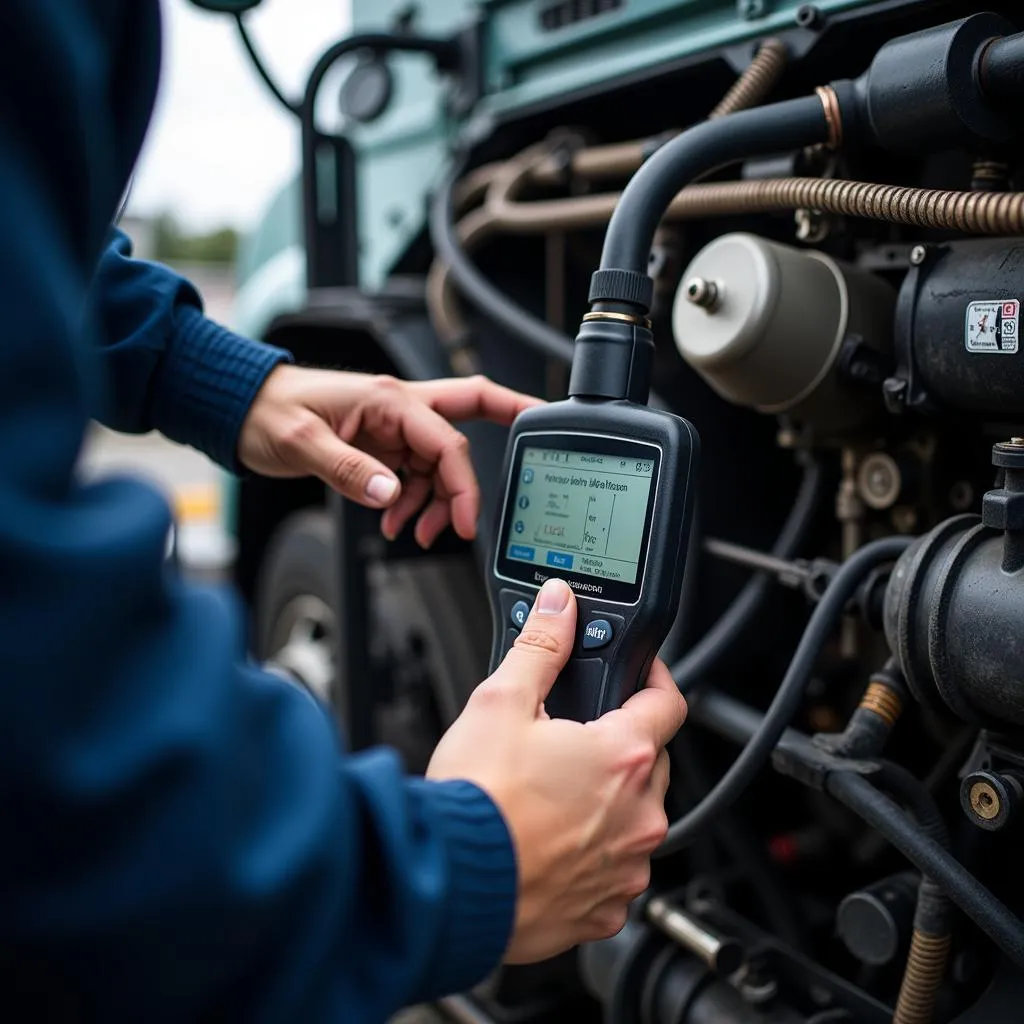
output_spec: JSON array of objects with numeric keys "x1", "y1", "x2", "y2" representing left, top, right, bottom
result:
[{"x1": 965, "y1": 299, "x2": 1019, "y2": 354}]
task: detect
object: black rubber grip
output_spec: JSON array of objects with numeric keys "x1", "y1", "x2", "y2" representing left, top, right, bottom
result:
[{"x1": 588, "y1": 268, "x2": 654, "y2": 310}]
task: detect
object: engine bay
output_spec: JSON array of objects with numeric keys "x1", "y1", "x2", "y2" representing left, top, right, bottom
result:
[{"x1": 410, "y1": 4, "x2": 1024, "y2": 1022}]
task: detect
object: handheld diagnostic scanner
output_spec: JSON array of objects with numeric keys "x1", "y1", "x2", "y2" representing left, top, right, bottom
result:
[{"x1": 487, "y1": 293, "x2": 700, "y2": 723}]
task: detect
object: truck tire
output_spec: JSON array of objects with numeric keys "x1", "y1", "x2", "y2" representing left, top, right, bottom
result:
[{"x1": 254, "y1": 508, "x2": 490, "y2": 770}]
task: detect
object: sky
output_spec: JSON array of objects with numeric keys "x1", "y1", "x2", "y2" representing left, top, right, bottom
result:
[{"x1": 128, "y1": 0, "x2": 351, "y2": 233}]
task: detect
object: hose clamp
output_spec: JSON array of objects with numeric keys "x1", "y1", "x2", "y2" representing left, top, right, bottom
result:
[
  {"x1": 582, "y1": 311, "x2": 653, "y2": 330},
  {"x1": 815, "y1": 85, "x2": 844, "y2": 149}
]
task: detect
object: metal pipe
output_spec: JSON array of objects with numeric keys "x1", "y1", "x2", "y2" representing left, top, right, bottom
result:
[
  {"x1": 645, "y1": 896, "x2": 746, "y2": 975},
  {"x1": 436, "y1": 994, "x2": 498, "y2": 1023},
  {"x1": 703, "y1": 537, "x2": 812, "y2": 588}
]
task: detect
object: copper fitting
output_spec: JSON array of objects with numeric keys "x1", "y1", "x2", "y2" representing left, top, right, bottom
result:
[
  {"x1": 814, "y1": 85, "x2": 843, "y2": 149},
  {"x1": 859, "y1": 680, "x2": 903, "y2": 728},
  {"x1": 581, "y1": 311, "x2": 652, "y2": 329}
]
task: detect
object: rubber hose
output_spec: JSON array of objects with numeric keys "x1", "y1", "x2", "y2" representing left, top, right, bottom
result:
[
  {"x1": 674, "y1": 733, "x2": 806, "y2": 948},
  {"x1": 600, "y1": 96, "x2": 828, "y2": 277},
  {"x1": 657, "y1": 535, "x2": 912, "y2": 856},
  {"x1": 670, "y1": 456, "x2": 822, "y2": 696}
]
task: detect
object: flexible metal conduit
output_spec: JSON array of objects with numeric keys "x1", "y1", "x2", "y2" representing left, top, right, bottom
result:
[{"x1": 488, "y1": 176, "x2": 1024, "y2": 235}]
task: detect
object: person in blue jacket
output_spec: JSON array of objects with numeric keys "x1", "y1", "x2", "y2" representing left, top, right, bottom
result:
[{"x1": 0, "y1": 3, "x2": 687, "y2": 1021}]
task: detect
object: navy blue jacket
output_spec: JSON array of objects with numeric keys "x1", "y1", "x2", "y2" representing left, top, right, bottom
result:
[{"x1": 0, "y1": 3, "x2": 515, "y2": 1020}]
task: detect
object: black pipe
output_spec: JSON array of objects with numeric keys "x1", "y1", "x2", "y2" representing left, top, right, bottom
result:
[
  {"x1": 429, "y1": 156, "x2": 577, "y2": 364},
  {"x1": 978, "y1": 32, "x2": 1024, "y2": 105},
  {"x1": 671, "y1": 457, "x2": 822, "y2": 697},
  {"x1": 598, "y1": 97, "x2": 829, "y2": 288},
  {"x1": 689, "y1": 689, "x2": 1024, "y2": 969},
  {"x1": 659, "y1": 536, "x2": 910, "y2": 856},
  {"x1": 674, "y1": 733, "x2": 806, "y2": 949}
]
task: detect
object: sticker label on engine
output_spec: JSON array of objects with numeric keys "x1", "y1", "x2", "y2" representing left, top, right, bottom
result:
[{"x1": 965, "y1": 299, "x2": 1019, "y2": 354}]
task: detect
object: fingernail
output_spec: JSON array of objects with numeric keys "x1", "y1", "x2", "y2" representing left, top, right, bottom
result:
[
  {"x1": 365, "y1": 475, "x2": 398, "y2": 504},
  {"x1": 536, "y1": 578, "x2": 571, "y2": 615}
]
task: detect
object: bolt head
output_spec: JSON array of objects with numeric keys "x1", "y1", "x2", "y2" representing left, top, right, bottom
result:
[
  {"x1": 910, "y1": 245, "x2": 927, "y2": 266},
  {"x1": 962, "y1": 770, "x2": 1019, "y2": 831},
  {"x1": 684, "y1": 277, "x2": 719, "y2": 311},
  {"x1": 795, "y1": 4, "x2": 821, "y2": 28},
  {"x1": 970, "y1": 781, "x2": 1001, "y2": 820}
]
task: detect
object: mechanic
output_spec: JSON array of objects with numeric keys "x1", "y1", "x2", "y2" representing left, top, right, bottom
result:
[{"x1": 0, "y1": 3, "x2": 687, "y2": 1021}]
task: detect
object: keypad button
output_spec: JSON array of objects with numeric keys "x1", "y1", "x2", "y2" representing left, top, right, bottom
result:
[
  {"x1": 582, "y1": 618, "x2": 614, "y2": 650},
  {"x1": 510, "y1": 600, "x2": 531, "y2": 630}
]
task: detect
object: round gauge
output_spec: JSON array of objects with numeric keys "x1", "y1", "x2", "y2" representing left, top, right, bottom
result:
[{"x1": 339, "y1": 57, "x2": 394, "y2": 124}]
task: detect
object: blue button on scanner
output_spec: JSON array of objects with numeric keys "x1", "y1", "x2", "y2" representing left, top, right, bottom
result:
[
  {"x1": 510, "y1": 600, "x2": 531, "y2": 630},
  {"x1": 582, "y1": 618, "x2": 613, "y2": 650},
  {"x1": 547, "y1": 551, "x2": 574, "y2": 569}
]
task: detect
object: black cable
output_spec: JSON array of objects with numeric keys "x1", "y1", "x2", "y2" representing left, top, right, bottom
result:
[
  {"x1": 670, "y1": 456, "x2": 822, "y2": 696},
  {"x1": 674, "y1": 732, "x2": 806, "y2": 949},
  {"x1": 827, "y1": 773, "x2": 1024, "y2": 967},
  {"x1": 657, "y1": 535, "x2": 911, "y2": 856},
  {"x1": 599, "y1": 96, "x2": 829, "y2": 279},
  {"x1": 234, "y1": 14, "x2": 299, "y2": 115},
  {"x1": 429, "y1": 156, "x2": 578, "y2": 364}
]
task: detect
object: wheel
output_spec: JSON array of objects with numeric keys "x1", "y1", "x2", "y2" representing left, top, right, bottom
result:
[{"x1": 254, "y1": 509, "x2": 491, "y2": 771}]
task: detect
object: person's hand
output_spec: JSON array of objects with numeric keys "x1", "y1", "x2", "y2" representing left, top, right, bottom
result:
[
  {"x1": 426, "y1": 578, "x2": 687, "y2": 963},
  {"x1": 239, "y1": 366, "x2": 541, "y2": 547}
]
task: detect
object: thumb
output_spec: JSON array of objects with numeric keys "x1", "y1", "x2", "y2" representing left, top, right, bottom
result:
[
  {"x1": 491, "y1": 578, "x2": 577, "y2": 710},
  {"x1": 300, "y1": 417, "x2": 401, "y2": 508}
]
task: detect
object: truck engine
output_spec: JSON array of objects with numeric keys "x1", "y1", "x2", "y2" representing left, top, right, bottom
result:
[{"x1": 215, "y1": 1, "x2": 1024, "y2": 1020}]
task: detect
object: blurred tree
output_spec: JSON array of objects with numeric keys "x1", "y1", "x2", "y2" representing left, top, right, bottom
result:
[{"x1": 153, "y1": 213, "x2": 239, "y2": 264}]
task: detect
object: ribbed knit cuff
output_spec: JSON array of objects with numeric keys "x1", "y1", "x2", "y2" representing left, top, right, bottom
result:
[
  {"x1": 407, "y1": 778, "x2": 517, "y2": 1000},
  {"x1": 154, "y1": 304, "x2": 293, "y2": 471}
]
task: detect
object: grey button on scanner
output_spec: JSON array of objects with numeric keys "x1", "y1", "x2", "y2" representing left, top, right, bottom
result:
[
  {"x1": 582, "y1": 618, "x2": 613, "y2": 650},
  {"x1": 510, "y1": 600, "x2": 531, "y2": 630}
]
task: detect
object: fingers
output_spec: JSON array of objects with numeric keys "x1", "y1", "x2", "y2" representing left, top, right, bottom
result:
[
  {"x1": 294, "y1": 415, "x2": 402, "y2": 509},
  {"x1": 371, "y1": 395, "x2": 481, "y2": 541},
  {"x1": 409, "y1": 376, "x2": 542, "y2": 426},
  {"x1": 413, "y1": 496, "x2": 452, "y2": 549},
  {"x1": 380, "y1": 473, "x2": 431, "y2": 541},
  {"x1": 651, "y1": 747, "x2": 670, "y2": 798},
  {"x1": 488, "y1": 579, "x2": 577, "y2": 710},
  {"x1": 610, "y1": 659, "x2": 688, "y2": 751}
]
